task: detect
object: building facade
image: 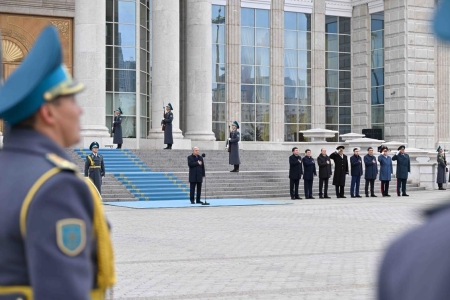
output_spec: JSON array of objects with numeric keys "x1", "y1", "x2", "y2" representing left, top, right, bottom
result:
[{"x1": 0, "y1": 0, "x2": 449, "y2": 149}]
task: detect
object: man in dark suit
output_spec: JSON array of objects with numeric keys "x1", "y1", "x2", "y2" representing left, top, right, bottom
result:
[
  {"x1": 302, "y1": 149, "x2": 317, "y2": 199},
  {"x1": 289, "y1": 147, "x2": 303, "y2": 200},
  {"x1": 350, "y1": 148, "x2": 363, "y2": 198},
  {"x1": 364, "y1": 147, "x2": 378, "y2": 197},
  {"x1": 84, "y1": 141, "x2": 105, "y2": 194},
  {"x1": 317, "y1": 148, "x2": 332, "y2": 199},
  {"x1": 330, "y1": 146, "x2": 349, "y2": 198},
  {"x1": 187, "y1": 147, "x2": 205, "y2": 204},
  {"x1": 392, "y1": 145, "x2": 410, "y2": 196}
]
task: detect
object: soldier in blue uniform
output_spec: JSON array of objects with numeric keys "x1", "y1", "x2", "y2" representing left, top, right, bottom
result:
[
  {"x1": 392, "y1": 145, "x2": 410, "y2": 196},
  {"x1": 227, "y1": 121, "x2": 241, "y2": 172},
  {"x1": 288, "y1": 147, "x2": 303, "y2": 200},
  {"x1": 436, "y1": 145, "x2": 447, "y2": 190},
  {"x1": 112, "y1": 107, "x2": 123, "y2": 149},
  {"x1": 302, "y1": 149, "x2": 317, "y2": 199},
  {"x1": 84, "y1": 141, "x2": 105, "y2": 194},
  {"x1": 350, "y1": 148, "x2": 363, "y2": 198},
  {"x1": 378, "y1": 146, "x2": 393, "y2": 197},
  {"x1": 363, "y1": 147, "x2": 378, "y2": 197},
  {"x1": 0, "y1": 26, "x2": 115, "y2": 299},
  {"x1": 163, "y1": 103, "x2": 174, "y2": 149}
]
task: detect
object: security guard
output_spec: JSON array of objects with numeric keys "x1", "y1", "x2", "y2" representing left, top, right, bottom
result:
[
  {"x1": 84, "y1": 141, "x2": 105, "y2": 194},
  {"x1": 0, "y1": 26, "x2": 115, "y2": 299}
]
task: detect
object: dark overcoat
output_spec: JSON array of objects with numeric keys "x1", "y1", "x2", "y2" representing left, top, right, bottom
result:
[
  {"x1": 364, "y1": 154, "x2": 378, "y2": 180},
  {"x1": 227, "y1": 130, "x2": 241, "y2": 165},
  {"x1": 329, "y1": 152, "x2": 349, "y2": 186},
  {"x1": 436, "y1": 153, "x2": 447, "y2": 184},
  {"x1": 113, "y1": 114, "x2": 123, "y2": 144},
  {"x1": 317, "y1": 154, "x2": 332, "y2": 179},
  {"x1": 0, "y1": 128, "x2": 103, "y2": 298},
  {"x1": 392, "y1": 153, "x2": 410, "y2": 179},
  {"x1": 289, "y1": 154, "x2": 303, "y2": 180},
  {"x1": 188, "y1": 154, "x2": 205, "y2": 183},
  {"x1": 84, "y1": 153, "x2": 105, "y2": 194},
  {"x1": 302, "y1": 156, "x2": 317, "y2": 180},
  {"x1": 350, "y1": 155, "x2": 363, "y2": 177},
  {"x1": 378, "y1": 203, "x2": 450, "y2": 300},
  {"x1": 378, "y1": 155, "x2": 393, "y2": 181},
  {"x1": 164, "y1": 111, "x2": 173, "y2": 144}
]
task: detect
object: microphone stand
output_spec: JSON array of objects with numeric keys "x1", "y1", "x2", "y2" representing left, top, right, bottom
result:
[{"x1": 201, "y1": 153, "x2": 210, "y2": 205}]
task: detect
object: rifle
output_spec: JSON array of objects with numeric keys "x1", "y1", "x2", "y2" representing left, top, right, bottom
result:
[{"x1": 161, "y1": 103, "x2": 166, "y2": 131}]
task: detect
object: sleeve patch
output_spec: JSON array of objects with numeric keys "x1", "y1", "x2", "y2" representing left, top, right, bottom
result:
[{"x1": 56, "y1": 218, "x2": 87, "y2": 256}]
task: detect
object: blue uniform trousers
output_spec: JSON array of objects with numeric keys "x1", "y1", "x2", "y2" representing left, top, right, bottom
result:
[
  {"x1": 350, "y1": 176, "x2": 361, "y2": 196},
  {"x1": 304, "y1": 180, "x2": 313, "y2": 198},
  {"x1": 397, "y1": 178, "x2": 407, "y2": 195}
]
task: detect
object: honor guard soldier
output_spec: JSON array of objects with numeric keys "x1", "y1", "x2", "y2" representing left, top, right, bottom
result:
[
  {"x1": 330, "y1": 146, "x2": 349, "y2": 198},
  {"x1": 112, "y1": 107, "x2": 123, "y2": 149},
  {"x1": 163, "y1": 103, "x2": 174, "y2": 149},
  {"x1": 436, "y1": 146, "x2": 447, "y2": 190},
  {"x1": 227, "y1": 121, "x2": 241, "y2": 172},
  {"x1": 392, "y1": 145, "x2": 410, "y2": 196},
  {"x1": 84, "y1": 141, "x2": 105, "y2": 194},
  {"x1": 0, "y1": 26, "x2": 115, "y2": 299}
]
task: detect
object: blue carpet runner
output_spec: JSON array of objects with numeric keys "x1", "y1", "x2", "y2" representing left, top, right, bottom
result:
[{"x1": 74, "y1": 148, "x2": 190, "y2": 201}]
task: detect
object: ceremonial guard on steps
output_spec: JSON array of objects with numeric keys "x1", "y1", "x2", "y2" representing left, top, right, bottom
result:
[
  {"x1": 227, "y1": 121, "x2": 241, "y2": 172},
  {"x1": 350, "y1": 148, "x2": 363, "y2": 198},
  {"x1": 289, "y1": 147, "x2": 303, "y2": 200},
  {"x1": 436, "y1": 145, "x2": 447, "y2": 190},
  {"x1": 84, "y1": 141, "x2": 105, "y2": 194},
  {"x1": 0, "y1": 26, "x2": 115, "y2": 300},
  {"x1": 302, "y1": 149, "x2": 317, "y2": 199},
  {"x1": 378, "y1": 146, "x2": 393, "y2": 197},
  {"x1": 163, "y1": 103, "x2": 174, "y2": 149},
  {"x1": 317, "y1": 148, "x2": 332, "y2": 199},
  {"x1": 330, "y1": 146, "x2": 349, "y2": 198},
  {"x1": 392, "y1": 145, "x2": 410, "y2": 196},
  {"x1": 364, "y1": 147, "x2": 378, "y2": 197},
  {"x1": 113, "y1": 107, "x2": 123, "y2": 149}
]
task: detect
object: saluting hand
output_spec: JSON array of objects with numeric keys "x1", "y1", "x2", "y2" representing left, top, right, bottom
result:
[{"x1": 198, "y1": 160, "x2": 202, "y2": 165}]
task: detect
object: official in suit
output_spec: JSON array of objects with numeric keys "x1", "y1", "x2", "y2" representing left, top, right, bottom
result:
[
  {"x1": 187, "y1": 147, "x2": 205, "y2": 204},
  {"x1": 350, "y1": 148, "x2": 363, "y2": 198},
  {"x1": 0, "y1": 26, "x2": 115, "y2": 299},
  {"x1": 163, "y1": 103, "x2": 174, "y2": 149},
  {"x1": 113, "y1": 107, "x2": 123, "y2": 149},
  {"x1": 302, "y1": 149, "x2": 317, "y2": 199},
  {"x1": 392, "y1": 145, "x2": 410, "y2": 196},
  {"x1": 378, "y1": 146, "x2": 393, "y2": 197},
  {"x1": 317, "y1": 148, "x2": 332, "y2": 199},
  {"x1": 329, "y1": 146, "x2": 349, "y2": 198},
  {"x1": 84, "y1": 141, "x2": 105, "y2": 194},
  {"x1": 364, "y1": 147, "x2": 378, "y2": 197},
  {"x1": 227, "y1": 121, "x2": 241, "y2": 172},
  {"x1": 289, "y1": 147, "x2": 303, "y2": 200},
  {"x1": 436, "y1": 145, "x2": 447, "y2": 190}
]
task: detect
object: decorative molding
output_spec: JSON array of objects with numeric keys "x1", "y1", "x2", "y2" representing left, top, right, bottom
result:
[
  {"x1": 51, "y1": 20, "x2": 70, "y2": 40},
  {"x1": 1, "y1": 29, "x2": 31, "y2": 51},
  {"x1": 241, "y1": 0, "x2": 271, "y2": 9},
  {"x1": 325, "y1": 0, "x2": 352, "y2": 17},
  {"x1": 2, "y1": 39, "x2": 24, "y2": 62},
  {"x1": 368, "y1": 0, "x2": 384, "y2": 14},
  {"x1": 284, "y1": 0, "x2": 313, "y2": 13},
  {"x1": 212, "y1": 0, "x2": 226, "y2": 5}
]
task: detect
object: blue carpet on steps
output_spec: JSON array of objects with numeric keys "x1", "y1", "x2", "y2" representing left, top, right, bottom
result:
[{"x1": 104, "y1": 199, "x2": 293, "y2": 209}]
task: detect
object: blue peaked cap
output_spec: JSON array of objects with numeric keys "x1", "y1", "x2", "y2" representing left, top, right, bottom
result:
[
  {"x1": 434, "y1": 0, "x2": 450, "y2": 42},
  {"x1": 0, "y1": 26, "x2": 84, "y2": 125},
  {"x1": 90, "y1": 141, "x2": 100, "y2": 150}
]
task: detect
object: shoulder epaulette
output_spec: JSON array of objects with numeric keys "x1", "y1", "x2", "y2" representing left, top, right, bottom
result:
[{"x1": 46, "y1": 153, "x2": 77, "y2": 172}]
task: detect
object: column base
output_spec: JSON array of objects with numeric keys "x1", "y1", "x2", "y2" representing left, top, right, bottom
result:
[
  {"x1": 184, "y1": 131, "x2": 216, "y2": 141},
  {"x1": 75, "y1": 125, "x2": 112, "y2": 149},
  {"x1": 147, "y1": 128, "x2": 184, "y2": 140}
]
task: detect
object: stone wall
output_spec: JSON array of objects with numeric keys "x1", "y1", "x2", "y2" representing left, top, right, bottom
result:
[{"x1": 0, "y1": 0, "x2": 75, "y2": 17}]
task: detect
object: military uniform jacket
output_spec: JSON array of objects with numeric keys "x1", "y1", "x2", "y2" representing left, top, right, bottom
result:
[
  {"x1": 392, "y1": 153, "x2": 410, "y2": 179},
  {"x1": 317, "y1": 154, "x2": 332, "y2": 179},
  {"x1": 364, "y1": 154, "x2": 378, "y2": 180},
  {"x1": 289, "y1": 154, "x2": 303, "y2": 180},
  {"x1": 113, "y1": 114, "x2": 123, "y2": 144},
  {"x1": 0, "y1": 128, "x2": 113, "y2": 299},
  {"x1": 378, "y1": 155, "x2": 393, "y2": 181},
  {"x1": 227, "y1": 130, "x2": 241, "y2": 165},
  {"x1": 378, "y1": 203, "x2": 450, "y2": 300},
  {"x1": 163, "y1": 111, "x2": 173, "y2": 144},
  {"x1": 436, "y1": 153, "x2": 447, "y2": 184},
  {"x1": 329, "y1": 152, "x2": 349, "y2": 186},
  {"x1": 188, "y1": 155, "x2": 205, "y2": 183},
  {"x1": 350, "y1": 155, "x2": 363, "y2": 177},
  {"x1": 84, "y1": 153, "x2": 105, "y2": 194},
  {"x1": 302, "y1": 156, "x2": 317, "y2": 181}
]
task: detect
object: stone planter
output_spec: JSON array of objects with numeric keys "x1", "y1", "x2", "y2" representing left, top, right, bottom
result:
[
  {"x1": 340, "y1": 132, "x2": 365, "y2": 142},
  {"x1": 299, "y1": 128, "x2": 338, "y2": 142}
]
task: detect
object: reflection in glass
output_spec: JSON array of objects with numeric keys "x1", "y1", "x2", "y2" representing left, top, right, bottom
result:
[
  {"x1": 299, "y1": 106, "x2": 311, "y2": 123},
  {"x1": 106, "y1": 93, "x2": 113, "y2": 114},
  {"x1": 212, "y1": 5, "x2": 226, "y2": 24},
  {"x1": 339, "y1": 17, "x2": 351, "y2": 34},
  {"x1": 213, "y1": 122, "x2": 226, "y2": 141},
  {"x1": 212, "y1": 83, "x2": 226, "y2": 102},
  {"x1": 326, "y1": 52, "x2": 338, "y2": 69},
  {"x1": 140, "y1": 117, "x2": 147, "y2": 139},
  {"x1": 326, "y1": 107, "x2": 338, "y2": 124},
  {"x1": 256, "y1": 105, "x2": 270, "y2": 122},
  {"x1": 339, "y1": 35, "x2": 351, "y2": 53},
  {"x1": 241, "y1": 27, "x2": 255, "y2": 45},
  {"x1": 241, "y1": 85, "x2": 255, "y2": 103},
  {"x1": 255, "y1": 67, "x2": 270, "y2": 85},
  {"x1": 371, "y1": 12, "x2": 384, "y2": 31},
  {"x1": 241, "y1": 47, "x2": 255, "y2": 65},
  {"x1": 284, "y1": 124, "x2": 298, "y2": 142},
  {"x1": 298, "y1": 124, "x2": 311, "y2": 142},
  {"x1": 298, "y1": 51, "x2": 311, "y2": 68},
  {"x1": 115, "y1": 24, "x2": 136, "y2": 46},
  {"x1": 115, "y1": 1, "x2": 136, "y2": 23},
  {"x1": 241, "y1": 8, "x2": 255, "y2": 27},
  {"x1": 284, "y1": 12, "x2": 296, "y2": 30},
  {"x1": 140, "y1": 49, "x2": 147, "y2": 72},
  {"x1": 106, "y1": 70, "x2": 113, "y2": 91},
  {"x1": 284, "y1": 30, "x2": 297, "y2": 49},
  {"x1": 371, "y1": 49, "x2": 384, "y2": 68},
  {"x1": 212, "y1": 44, "x2": 225, "y2": 64},
  {"x1": 339, "y1": 71, "x2": 351, "y2": 89},
  {"x1": 371, "y1": 106, "x2": 384, "y2": 124},
  {"x1": 298, "y1": 87, "x2": 311, "y2": 105},
  {"x1": 241, "y1": 104, "x2": 256, "y2": 122},
  {"x1": 325, "y1": 16, "x2": 337, "y2": 33},
  {"x1": 256, "y1": 29, "x2": 270, "y2": 47},
  {"x1": 212, "y1": 64, "x2": 225, "y2": 83},
  {"x1": 339, "y1": 53, "x2": 351, "y2": 70},
  {"x1": 256, "y1": 48, "x2": 269, "y2": 66},
  {"x1": 114, "y1": 93, "x2": 136, "y2": 115},
  {"x1": 284, "y1": 87, "x2": 297, "y2": 104},
  {"x1": 371, "y1": 31, "x2": 384, "y2": 50},
  {"x1": 140, "y1": 72, "x2": 147, "y2": 94},
  {"x1": 212, "y1": 103, "x2": 226, "y2": 122},
  {"x1": 256, "y1": 9, "x2": 270, "y2": 28},
  {"x1": 106, "y1": 23, "x2": 114, "y2": 45},
  {"x1": 285, "y1": 105, "x2": 299, "y2": 123},
  {"x1": 256, "y1": 123, "x2": 270, "y2": 141},
  {"x1": 256, "y1": 86, "x2": 270, "y2": 103},
  {"x1": 326, "y1": 89, "x2": 338, "y2": 106},
  {"x1": 241, "y1": 66, "x2": 255, "y2": 84},
  {"x1": 371, "y1": 87, "x2": 384, "y2": 105},
  {"x1": 298, "y1": 13, "x2": 311, "y2": 31},
  {"x1": 106, "y1": 0, "x2": 114, "y2": 22},
  {"x1": 339, "y1": 89, "x2": 351, "y2": 106},
  {"x1": 339, "y1": 107, "x2": 351, "y2": 124},
  {"x1": 285, "y1": 68, "x2": 297, "y2": 86},
  {"x1": 114, "y1": 47, "x2": 136, "y2": 69},
  {"x1": 106, "y1": 46, "x2": 114, "y2": 68},
  {"x1": 106, "y1": 116, "x2": 113, "y2": 134},
  {"x1": 326, "y1": 70, "x2": 338, "y2": 88},
  {"x1": 114, "y1": 70, "x2": 137, "y2": 92},
  {"x1": 241, "y1": 123, "x2": 255, "y2": 141},
  {"x1": 298, "y1": 32, "x2": 311, "y2": 50},
  {"x1": 326, "y1": 34, "x2": 338, "y2": 51},
  {"x1": 121, "y1": 116, "x2": 136, "y2": 138},
  {"x1": 212, "y1": 25, "x2": 225, "y2": 44},
  {"x1": 371, "y1": 68, "x2": 384, "y2": 86},
  {"x1": 298, "y1": 69, "x2": 310, "y2": 86},
  {"x1": 339, "y1": 125, "x2": 351, "y2": 136},
  {"x1": 284, "y1": 50, "x2": 297, "y2": 68}
]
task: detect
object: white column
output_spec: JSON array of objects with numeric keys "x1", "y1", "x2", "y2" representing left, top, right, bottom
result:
[
  {"x1": 184, "y1": 0, "x2": 216, "y2": 141},
  {"x1": 74, "y1": 0, "x2": 110, "y2": 147},
  {"x1": 148, "y1": 0, "x2": 183, "y2": 140}
]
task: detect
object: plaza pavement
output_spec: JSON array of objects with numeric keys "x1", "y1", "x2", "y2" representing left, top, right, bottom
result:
[{"x1": 105, "y1": 189, "x2": 450, "y2": 300}]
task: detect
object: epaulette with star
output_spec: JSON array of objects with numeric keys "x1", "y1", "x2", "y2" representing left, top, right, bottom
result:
[{"x1": 46, "y1": 153, "x2": 78, "y2": 172}]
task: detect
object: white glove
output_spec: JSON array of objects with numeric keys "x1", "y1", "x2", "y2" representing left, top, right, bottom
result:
[
  {"x1": 396, "y1": 151, "x2": 400, "y2": 155},
  {"x1": 228, "y1": 138, "x2": 231, "y2": 141}
]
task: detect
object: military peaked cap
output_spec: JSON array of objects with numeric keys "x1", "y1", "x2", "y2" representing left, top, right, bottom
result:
[
  {"x1": 166, "y1": 103, "x2": 173, "y2": 110},
  {"x1": 232, "y1": 121, "x2": 239, "y2": 129},
  {"x1": 90, "y1": 141, "x2": 100, "y2": 150}
]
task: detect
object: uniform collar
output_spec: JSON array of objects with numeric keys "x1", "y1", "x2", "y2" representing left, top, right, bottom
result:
[{"x1": 3, "y1": 128, "x2": 72, "y2": 161}]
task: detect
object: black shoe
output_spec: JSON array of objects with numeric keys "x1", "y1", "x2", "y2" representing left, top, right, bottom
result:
[
  {"x1": 371, "y1": 194, "x2": 377, "y2": 197},
  {"x1": 230, "y1": 170, "x2": 236, "y2": 172},
  {"x1": 366, "y1": 194, "x2": 369, "y2": 197},
  {"x1": 402, "y1": 194, "x2": 409, "y2": 197},
  {"x1": 196, "y1": 201, "x2": 204, "y2": 204},
  {"x1": 190, "y1": 201, "x2": 195, "y2": 204},
  {"x1": 336, "y1": 196, "x2": 341, "y2": 198},
  {"x1": 385, "y1": 194, "x2": 391, "y2": 197},
  {"x1": 324, "y1": 196, "x2": 331, "y2": 199},
  {"x1": 356, "y1": 195, "x2": 362, "y2": 198},
  {"x1": 351, "y1": 195, "x2": 355, "y2": 198},
  {"x1": 397, "y1": 194, "x2": 401, "y2": 197},
  {"x1": 164, "y1": 147, "x2": 170, "y2": 149},
  {"x1": 340, "y1": 196, "x2": 346, "y2": 198},
  {"x1": 295, "y1": 196, "x2": 302, "y2": 200},
  {"x1": 319, "y1": 196, "x2": 324, "y2": 199},
  {"x1": 310, "y1": 196, "x2": 315, "y2": 199},
  {"x1": 439, "y1": 188, "x2": 446, "y2": 190},
  {"x1": 291, "y1": 197, "x2": 295, "y2": 200}
]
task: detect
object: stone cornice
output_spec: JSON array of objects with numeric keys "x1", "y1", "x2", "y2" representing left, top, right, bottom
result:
[
  {"x1": 325, "y1": 0, "x2": 352, "y2": 17},
  {"x1": 212, "y1": 0, "x2": 226, "y2": 5},
  {"x1": 368, "y1": 0, "x2": 384, "y2": 14},
  {"x1": 241, "y1": 0, "x2": 271, "y2": 9},
  {"x1": 284, "y1": 0, "x2": 313, "y2": 13}
]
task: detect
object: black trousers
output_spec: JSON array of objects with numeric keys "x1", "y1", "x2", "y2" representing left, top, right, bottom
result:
[
  {"x1": 381, "y1": 180, "x2": 390, "y2": 195},
  {"x1": 365, "y1": 179, "x2": 375, "y2": 195},
  {"x1": 397, "y1": 178, "x2": 407, "y2": 195},
  {"x1": 335, "y1": 185, "x2": 345, "y2": 197},
  {"x1": 319, "y1": 178, "x2": 329, "y2": 196},
  {"x1": 117, "y1": 143, "x2": 122, "y2": 149},
  {"x1": 190, "y1": 182, "x2": 202, "y2": 202},
  {"x1": 290, "y1": 179, "x2": 300, "y2": 198},
  {"x1": 304, "y1": 180, "x2": 313, "y2": 198}
]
